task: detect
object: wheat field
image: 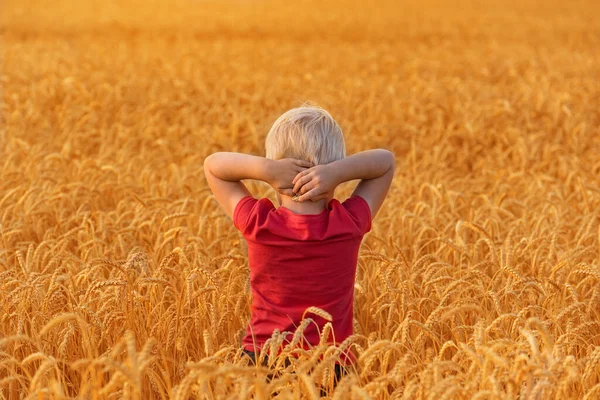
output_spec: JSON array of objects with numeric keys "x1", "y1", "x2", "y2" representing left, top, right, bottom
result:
[{"x1": 1, "y1": 0, "x2": 600, "y2": 398}]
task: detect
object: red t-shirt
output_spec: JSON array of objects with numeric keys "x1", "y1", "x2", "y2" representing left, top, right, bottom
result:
[{"x1": 233, "y1": 195, "x2": 371, "y2": 355}]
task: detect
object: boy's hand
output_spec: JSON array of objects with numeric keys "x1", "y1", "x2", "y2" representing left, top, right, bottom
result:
[
  {"x1": 292, "y1": 164, "x2": 339, "y2": 202},
  {"x1": 269, "y1": 159, "x2": 313, "y2": 196}
]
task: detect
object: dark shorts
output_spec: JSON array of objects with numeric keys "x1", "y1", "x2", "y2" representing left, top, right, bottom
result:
[{"x1": 241, "y1": 349, "x2": 347, "y2": 385}]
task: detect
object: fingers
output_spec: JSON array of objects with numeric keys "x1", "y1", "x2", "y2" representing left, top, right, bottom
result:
[
  {"x1": 278, "y1": 188, "x2": 295, "y2": 197},
  {"x1": 294, "y1": 160, "x2": 313, "y2": 168},
  {"x1": 298, "y1": 181, "x2": 316, "y2": 195},
  {"x1": 293, "y1": 169, "x2": 309, "y2": 185},
  {"x1": 293, "y1": 175, "x2": 312, "y2": 194},
  {"x1": 297, "y1": 187, "x2": 320, "y2": 202}
]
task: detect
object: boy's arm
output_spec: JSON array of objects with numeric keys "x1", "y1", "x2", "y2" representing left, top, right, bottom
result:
[
  {"x1": 204, "y1": 152, "x2": 312, "y2": 218},
  {"x1": 292, "y1": 149, "x2": 395, "y2": 217}
]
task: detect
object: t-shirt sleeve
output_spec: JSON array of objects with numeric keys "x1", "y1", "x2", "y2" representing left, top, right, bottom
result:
[
  {"x1": 233, "y1": 196, "x2": 259, "y2": 232},
  {"x1": 342, "y1": 196, "x2": 372, "y2": 235}
]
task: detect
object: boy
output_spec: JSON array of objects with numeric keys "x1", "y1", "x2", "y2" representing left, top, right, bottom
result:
[{"x1": 203, "y1": 105, "x2": 395, "y2": 372}]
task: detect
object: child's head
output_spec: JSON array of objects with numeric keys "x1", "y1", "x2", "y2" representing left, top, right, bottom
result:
[{"x1": 265, "y1": 105, "x2": 345, "y2": 165}]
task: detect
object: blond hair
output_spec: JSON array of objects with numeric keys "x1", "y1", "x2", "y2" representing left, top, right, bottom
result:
[{"x1": 265, "y1": 105, "x2": 345, "y2": 165}]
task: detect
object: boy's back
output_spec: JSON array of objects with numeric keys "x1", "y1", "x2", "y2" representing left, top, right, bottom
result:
[
  {"x1": 234, "y1": 195, "x2": 372, "y2": 351},
  {"x1": 203, "y1": 105, "x2": 395, "y2": 360}
]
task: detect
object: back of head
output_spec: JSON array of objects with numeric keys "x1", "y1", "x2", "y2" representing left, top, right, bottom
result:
[{"x1": 265, "y1": 105, "x2": 346, "y2": 165}]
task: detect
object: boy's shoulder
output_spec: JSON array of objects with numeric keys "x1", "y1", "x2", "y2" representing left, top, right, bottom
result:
[
  {"x1": 232, "y1": 196, "x2": 270, "y2": 230},
  {"x1": 233, "y1": 195, "x2": 371, "y2": 236}
]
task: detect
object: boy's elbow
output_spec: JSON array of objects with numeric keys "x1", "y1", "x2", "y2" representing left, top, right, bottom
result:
[
  {"x1": 203, "y1": 153, "x2": 217, "y2": 174},
  {"x1": 381, "y1": 149, "x2": 395, "y2": 170}
]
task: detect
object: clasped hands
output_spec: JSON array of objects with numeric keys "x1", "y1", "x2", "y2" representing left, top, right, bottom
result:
[{"x1": 268, "y1": 158, "x2": 337, "y2": 202}]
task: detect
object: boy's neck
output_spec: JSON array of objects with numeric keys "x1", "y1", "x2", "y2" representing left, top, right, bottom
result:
[{"x1": 279, "y1": 196, "x2": 328, "y2": 215}]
